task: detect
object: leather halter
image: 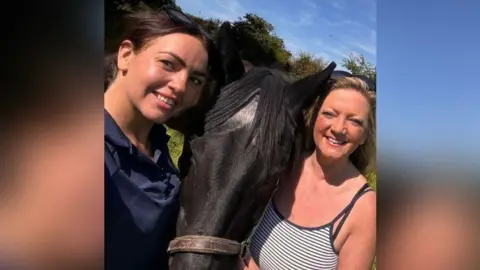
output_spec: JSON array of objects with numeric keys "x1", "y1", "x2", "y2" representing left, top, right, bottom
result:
[
  {"x1": 167, "y1": 235, "x2": 247, "y2": 257},
  {"x1": 168, "y1": 178, "x2": 281, "y2": 257}
]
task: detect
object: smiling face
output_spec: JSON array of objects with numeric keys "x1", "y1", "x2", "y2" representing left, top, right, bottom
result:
[
  {"x1": 313, "y1": 88, "x2": 371, "y2": 162},
  {"x1": 117, "y1": 32, "x2": 209, "y2": 124}
]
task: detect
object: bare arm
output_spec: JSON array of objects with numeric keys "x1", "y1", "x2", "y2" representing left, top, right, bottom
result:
[{"x1": 337, "y1": 192, "x2": 376, "y2": 270}]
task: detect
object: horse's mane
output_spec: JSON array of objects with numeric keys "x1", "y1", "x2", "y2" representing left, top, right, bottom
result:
[
  {"x1": 205, "y1": 68, "x2": 265, "y2": 131},
  {"x1": 203, "y1": 66, "x2": 296, "y2": 180}
]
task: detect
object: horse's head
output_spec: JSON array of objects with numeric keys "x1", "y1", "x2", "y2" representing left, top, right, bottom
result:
[{"x1": 168, "y1": 22, "x2": 336, "y2": 270}]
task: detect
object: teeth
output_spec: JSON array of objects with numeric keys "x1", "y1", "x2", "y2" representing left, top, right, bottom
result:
[
  {"x1": 328, "y1": 137, "x2": 346, "y2": 145},
  {"x1": 157, "y1": 94, "x2": 175, "y2": 107}
]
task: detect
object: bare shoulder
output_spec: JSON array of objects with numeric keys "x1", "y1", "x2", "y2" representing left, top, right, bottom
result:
[
  {"x1": 336, "y1": 178, "x2": 376, "y2": 269},
  {"x1": 350, "y1": 177, "x2": 376, "y2": 231},
  {"x1": 355, "y1": 189, "x2": 376, "y2": 218}
]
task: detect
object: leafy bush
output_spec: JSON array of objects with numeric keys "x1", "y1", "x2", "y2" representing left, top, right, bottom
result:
[{"x1": 166, "y1": 128, "x2": 184, "y2": 168}]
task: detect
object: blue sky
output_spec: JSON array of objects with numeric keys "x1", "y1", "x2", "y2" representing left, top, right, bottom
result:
[
  {"x1": 176, "y1": 0, "x2": 376, "y2": 70},
  {"x1": 378, "y1": 0, "x2": 480, "y2": 166},
  {"x1": 176, "y1": 0, "x2": 480, "y2": 167}
]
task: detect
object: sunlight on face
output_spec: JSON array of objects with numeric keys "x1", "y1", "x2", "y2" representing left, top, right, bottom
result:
[
  {"x1": 120, "y1": 33, "x2": 209, "y2": 124},
  {"x1": 313, "y1": 88, "x2": 370, "y2": 161}
]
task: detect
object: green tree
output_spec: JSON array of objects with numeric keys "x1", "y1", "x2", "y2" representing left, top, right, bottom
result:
[
  {"x1": 233, "y1": 14, "x2": 292, "y2": 66},
  {"x1": 105, "y1": 2, "x2": 292, "y2": 67},
  {"x1": 290, "y1": 52, "x2": 328, "y2": 79},
  {"x1": 342, "y1": 53, "x2": 376, "y2": 83},
  {"x1": 190, "y1": 16, "x2": 222, "y2": 37}
]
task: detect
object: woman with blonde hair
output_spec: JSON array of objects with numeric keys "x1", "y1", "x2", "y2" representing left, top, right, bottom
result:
[{"x1": 243, "y1": 71, "x2": 377, "y2": 270}]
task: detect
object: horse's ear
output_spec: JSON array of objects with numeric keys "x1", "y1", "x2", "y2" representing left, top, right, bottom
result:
[
  {"x1": 286, "y1": 62, "x2": 337, "y2": 115},
  {"x1": 215, "y1": 22, "x2": 245, "y2": 84}
]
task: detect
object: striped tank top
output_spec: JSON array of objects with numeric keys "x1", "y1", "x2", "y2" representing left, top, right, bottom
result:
[{"x1": 249, "y1": 183, "x2": 373, "y2": 270}]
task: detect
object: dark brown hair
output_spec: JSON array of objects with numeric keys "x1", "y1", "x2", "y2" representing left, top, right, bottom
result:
[{"x1": 104, "y1": 7, "x2": 216, "y2": 90}]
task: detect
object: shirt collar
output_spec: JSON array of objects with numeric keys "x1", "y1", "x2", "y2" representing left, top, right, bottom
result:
[{"x1": 104, "y1": 109, "x2": 170, "y2": 152}]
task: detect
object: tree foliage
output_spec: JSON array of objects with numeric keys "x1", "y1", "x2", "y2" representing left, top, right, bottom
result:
[
  {"x1": 105, "y1": 0, "x2": 376, "y2": 80},
  {"x1": 232, "y1": 14, "x2": 291, "y2": 66},
  {"x1": 342, "y1": 53, "x2": 376, "y2": 83},
  {"x1": 108, "y1": 4, "x2": 377, "y2": 267},
  {"x1": 290, "y1": 52, "x2": 328, "y2": 79}
]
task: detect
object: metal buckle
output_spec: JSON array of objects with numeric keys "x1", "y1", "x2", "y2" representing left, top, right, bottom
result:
[{"x1": 239, "y1": 241, "x2": 249, "y2": 259}]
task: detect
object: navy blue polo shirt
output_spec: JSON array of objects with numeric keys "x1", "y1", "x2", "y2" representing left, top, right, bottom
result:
[{"x1": 104, "y1": 109, "x2": 181, "y2": 270}]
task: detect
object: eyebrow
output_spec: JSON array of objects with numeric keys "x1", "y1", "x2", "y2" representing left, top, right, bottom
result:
[
  {"x1": 158, "y1": 51, "x2": 207, "y2": 78},
  {"x1": 325, "y1": 107, "x2": 365, "y2": 120}
]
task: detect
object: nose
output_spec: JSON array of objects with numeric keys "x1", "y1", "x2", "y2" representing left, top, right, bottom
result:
[
  {"x1": 168, "y1": 70, "x2": 189, "y2": 95},
  {"x1": 330, "y1": 118, "x2": 347, "y2": 135}
]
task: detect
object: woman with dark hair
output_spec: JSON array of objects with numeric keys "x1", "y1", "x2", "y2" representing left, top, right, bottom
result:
[
  {"x1": 243, "y1": 75, "x2": 377, "y2": 270},
  {"x1": 104, "y1": 6, "x2": 221, "y2": 270}
]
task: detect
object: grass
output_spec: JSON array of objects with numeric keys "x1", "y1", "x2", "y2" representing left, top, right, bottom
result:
[
  {"x1": 165, "y1": 127, "x2": 376, "y2": 269},
  {"x1": 166, "y1": 127, "x2": 184, "y2": 168},
  {"x1": 367, "y1": 172, "x2": 377, "y2": 191}
]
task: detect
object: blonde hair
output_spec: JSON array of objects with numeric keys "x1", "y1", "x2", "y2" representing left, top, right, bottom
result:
[{"x1": 304, "y1": 77, "x2": 376, "y2": 175}]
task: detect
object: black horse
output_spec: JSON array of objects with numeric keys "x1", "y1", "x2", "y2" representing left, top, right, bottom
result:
[{"x1": 166, "y1": 22, "x2": 336, "y2": 270}]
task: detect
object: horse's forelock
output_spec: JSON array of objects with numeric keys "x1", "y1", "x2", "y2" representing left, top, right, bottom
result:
[
  {"x1": 202, "y1": 68, "x2": 270, "y2": 132},
  {"x1": 204, "y1": 66, "x2": 298, "y2": 179}
]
